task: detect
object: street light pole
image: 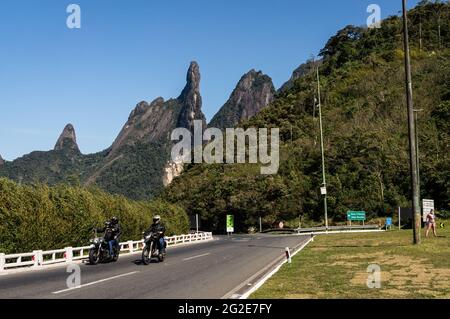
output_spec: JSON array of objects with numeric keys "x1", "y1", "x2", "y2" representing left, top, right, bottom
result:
[
  {"x1": 316, "y1": 67, "x2": 328, "y2": 231},
  {"x1": 402, "y1": 0, "x2": 421, "y2": 245}
]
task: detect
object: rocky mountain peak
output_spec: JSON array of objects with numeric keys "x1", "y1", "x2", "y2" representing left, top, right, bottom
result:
[
  {"x1": 128, "y1": 97, "x2": 165, "y2": 120},
  {"x1": 279, "y1": 59, "x2": 322, "y2": 93},
  {"x1": 54, "y1": 124, "x2": 80, "y2": 152},
  {"x1": 179, "y1": 61, "x2": 201, "y2": 100},
  {"x1": 209, "y1": 69, "x2": 276, "y2": 129},
  {"x1": 129, "y1": 101, "x2": 150, "y2": 119},
  {"x1": 0, "y1": 154, "x2": 4, "y2": 165},
  {"x1": 177, "y1": 61, "x2": 207, "y2": 131}
]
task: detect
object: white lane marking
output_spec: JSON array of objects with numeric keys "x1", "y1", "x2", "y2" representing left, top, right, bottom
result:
[
  {"x1": 52, "y1": 271, "x2": 139, "y2": 294},
  {"x1": 182, "y1": 253, "x2": 211, "y2": 261}
]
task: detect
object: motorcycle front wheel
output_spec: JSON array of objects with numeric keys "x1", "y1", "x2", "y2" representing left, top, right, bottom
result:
[
  {"x1": 89, "y1": 248, "x2": 99, "y2": 265},
  {"x1": 142, "y1": 245, "x2": 151, "y2": 265}
]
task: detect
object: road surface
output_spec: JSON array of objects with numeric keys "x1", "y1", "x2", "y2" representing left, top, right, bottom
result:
[{"x1": 0, "y1": 234, "x2": 310, "y2": 299}]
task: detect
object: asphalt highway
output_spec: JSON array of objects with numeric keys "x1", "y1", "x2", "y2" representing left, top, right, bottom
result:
[{"x1": 0, "y1": 234, "x2": 310, "y2": 299}]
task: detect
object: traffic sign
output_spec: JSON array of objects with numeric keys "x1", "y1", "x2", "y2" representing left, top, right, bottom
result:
[
  {"x1": 226, "y1": 215, "x2": 234, "y2": 233},
  {"x1": 422, "y1": 199, "x2": 434, "y2": 222},
  {"x1": 347, "y1": 211, "x2": 366, "y2": 221},
  {"x1": 386, "y1": 217, "x2": 392, "y2": 226}
]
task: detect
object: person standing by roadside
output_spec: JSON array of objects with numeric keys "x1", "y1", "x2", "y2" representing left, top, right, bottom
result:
[{"x1": 425, "y1": 209, "x2": 437, "y2": 238}]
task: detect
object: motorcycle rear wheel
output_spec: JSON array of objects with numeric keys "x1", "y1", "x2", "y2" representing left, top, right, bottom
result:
[{"x1": 112, "y1": 248, "x2": 120, "y2": 262}]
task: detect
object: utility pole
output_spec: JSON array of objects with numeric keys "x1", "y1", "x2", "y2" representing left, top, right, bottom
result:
[
  {"x1": 402, "y1": 0, "x2": 421, "y2": 245},
  {"x1": 316, "y1": 67, "x2": 328, "y2": 231},
  {"x1": 414, "y1": 109, "x2": 423, "y2": 191}
]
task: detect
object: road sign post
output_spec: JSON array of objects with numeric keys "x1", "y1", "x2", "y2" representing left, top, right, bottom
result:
[
  {"x1": 226, "y1": 215, "x2": 234, "y2": 235},
  {"x1": 285, "y1": 247, "x2": 292, "y2": 264},
  {"x1": 347, "y1": 211, "x2": 366, "y2": 227},
  {"x1": 259, "y1": 217, "x2": 262, "y2": 233},
  {"x1": 422, "y1": 199, "x2": 434, "y2": 223},
  {"x1": 196, "y1": 214, "x2": 199, "y2": 234},
  {"x1": 386, "y1": 217, "x2": 393, "y2": 230}
]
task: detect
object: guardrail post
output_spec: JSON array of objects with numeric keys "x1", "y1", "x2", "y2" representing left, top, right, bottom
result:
[
  {"x1": 0, "y1": 253, "x2": 5, "y2": 271},
  {"x1": 33, "y1": 250, "x2": 43, "y2": 267},
  {"x1": 65, "y1": 247, "x2": 73, "y2": 262},
  {"x1": 128, "y1": 241, "x2": 134, "y2": 253}
]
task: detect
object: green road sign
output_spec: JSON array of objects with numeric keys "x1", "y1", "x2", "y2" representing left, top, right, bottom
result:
[
  {"x1": 347, "y1": 211, "x2": 366, "y2": 221},
  {"x1": 226, "y1": 215, "x2": 234, "y2": 233}
]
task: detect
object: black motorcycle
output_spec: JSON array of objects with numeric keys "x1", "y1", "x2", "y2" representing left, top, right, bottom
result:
[
  {"x1": 88, "y1": 228, "x2": 120, "y2": 265},
  {"x1": 141, "y1": 231, "x2": 167, "y2": 265}
]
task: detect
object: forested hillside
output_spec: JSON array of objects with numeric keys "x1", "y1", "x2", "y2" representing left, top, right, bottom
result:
[
  {"x1": 0, "y1": 178, "x2": 189, "y2": 254},
  {"x1": 162, "y1": 1, "x2": 450, "y2": 232}
]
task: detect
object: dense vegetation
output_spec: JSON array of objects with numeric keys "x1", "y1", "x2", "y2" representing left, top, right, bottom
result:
[
  {"x1": 162, "y1": 1, "x2": 450, "y2": 232},
  {"x1": 0, "y1": 178, "x2": 189, "y2": 254}
]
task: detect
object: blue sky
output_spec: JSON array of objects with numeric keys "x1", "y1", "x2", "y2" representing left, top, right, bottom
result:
[{"x1": 0, "y1": 0, "x2": 420, "y2": 160}]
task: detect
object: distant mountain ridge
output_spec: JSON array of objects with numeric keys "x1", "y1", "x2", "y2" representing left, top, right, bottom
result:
[
  {"x1": 0, "y1": 61, "x2": 280, "y2": 199},
  {"x1": 0, "y1": 62, "x2": 208, "y2": 199}
]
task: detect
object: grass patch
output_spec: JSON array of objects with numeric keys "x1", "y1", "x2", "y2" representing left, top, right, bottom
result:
[{"x1": 251, "y1": 224, "x2": 450, "y2": 299}]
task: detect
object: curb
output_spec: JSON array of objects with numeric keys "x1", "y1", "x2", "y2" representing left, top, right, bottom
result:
[{"x1": 239, "y1": 236, "x2": 313, "y2": 299}]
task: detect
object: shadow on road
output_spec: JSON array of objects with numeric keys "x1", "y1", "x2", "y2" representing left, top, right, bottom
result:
[{"x1": 132, "y1": 259, "x2": 159, "y2": 266}]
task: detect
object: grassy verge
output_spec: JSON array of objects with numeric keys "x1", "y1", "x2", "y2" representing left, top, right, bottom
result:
[{"x1": 251, "y1": 224, "x2": 450, "y2": 299}]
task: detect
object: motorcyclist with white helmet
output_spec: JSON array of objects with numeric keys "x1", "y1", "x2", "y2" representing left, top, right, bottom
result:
[{"x1": 146, "y1": 215, "x2": 166, "y2": 257}]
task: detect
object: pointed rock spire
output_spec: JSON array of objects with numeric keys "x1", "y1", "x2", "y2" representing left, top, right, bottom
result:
[
  {"x1": 0, "y1": 154, "x2": 4, "y2": 165},
  {"x1": 177, "y1": 61, "x2": 207, "y2": 131},
  {"x1": 54, "y1": 124, "x2": 80, "y2": 152}
]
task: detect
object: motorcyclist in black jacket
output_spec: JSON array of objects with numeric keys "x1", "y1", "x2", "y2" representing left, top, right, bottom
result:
[
  {"x1": 146, "y1": 215, "x2": 166, "y2": 255},
  {"x1": 97, "y1": 217, "x2": 121, "y2": 258}
]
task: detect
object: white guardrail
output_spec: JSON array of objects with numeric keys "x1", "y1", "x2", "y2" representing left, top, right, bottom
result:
[
  {"x1": 0, "y1": 232, "x2": 213, "y2": 272},
  {"x1": 295, "y1": 225, "x2": 381, "y2": 233}
]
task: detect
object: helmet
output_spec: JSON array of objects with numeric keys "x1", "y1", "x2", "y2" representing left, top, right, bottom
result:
[
  {"x1": 111, "y1": 217, "x2": 119, "y2": 225},
  {"x1": 153, "y1": 215, "x2": 161, "y2": 224}
]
